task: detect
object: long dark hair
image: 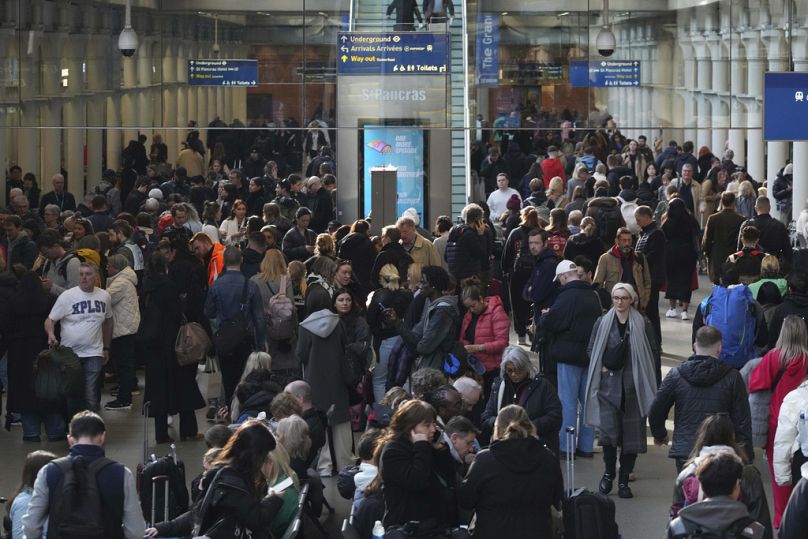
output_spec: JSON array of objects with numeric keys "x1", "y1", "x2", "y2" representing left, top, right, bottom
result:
[
  {"x1": 686, "y1": 414, "x2": 747, "y2": 466},
  {"x1": 331, "y1": 287, "x2": 359, "y2": 318},
  {"x1": 211, "y1": 419, "x2": 277, "y2": 496},
  {"x1": 7, "y1": 450, "x2": 56, "y2": 516}
]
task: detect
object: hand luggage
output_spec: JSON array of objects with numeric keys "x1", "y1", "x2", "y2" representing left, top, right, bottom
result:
[{"x1": 562, "y1": 427, "x2": 619, "y2": 539}]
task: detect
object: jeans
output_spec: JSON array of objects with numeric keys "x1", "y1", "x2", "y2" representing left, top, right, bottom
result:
[
  {"x1": 21, "y1": 412, "x2": 65, "y2": 441},
  {"x1": 508, "y1": 271, "x2": 531, "y2": 338},
  {"x1": 69, "y1": 356, "x2": 103, "y2": 414},
  {"x1": 373, "y1": 337, "x2": 396, "y2": 403},
  {"x1": 557, "y1": 362, "x2": 594, "y2": 453},
  {"x1": 111, "y1": 335, "x2": 137, "y2": 403}
]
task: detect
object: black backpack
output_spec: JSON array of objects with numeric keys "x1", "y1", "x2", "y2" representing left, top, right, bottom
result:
[
  {"x1": 668, "y1": 515, "x2": 762, "y2": 539},
  {"x1": 444, "y1": 224, "x2": 470, "y2": 274},
  {"x1": 50, "y1": 455, "x2": 115, "y2": 538},
  {"x1": 594, "y1": 205, "x2": 621, "y2": 244}
]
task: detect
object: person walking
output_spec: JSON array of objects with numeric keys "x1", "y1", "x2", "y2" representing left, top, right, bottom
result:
[
  {"x1": 584, "y1": 282, "x2": 659, "y2": 499},
  {"x1": 662, "y1": 198, "x2": 701, "y2": 321},
  {"x1": 634, "y1": 205, "x2": 666, "y2": 351},
  {"x1": 44, "y1": 263, "x2": 113, "y2": 414},
  {"x1": 748, "y1": 315, "x2": 808, "y2": 527},
  {"x1": 541, "y1": 260, "x2": 603, "y2": 457},
  {"x1": 103, "y1": 255, "x2": 140, "y2": 411},
  {"x1": 594, "y1": 228, "x2": 652, "y2": 312},
  {"x1": 702, "y1": 192, "x2": 746, "y2": 285},
  {"x1": 501, "y1": 207, "x2": 541, "y2": 346},
  {"x1": 649, "y1": 326, "x2": 754, "y2": 473}
]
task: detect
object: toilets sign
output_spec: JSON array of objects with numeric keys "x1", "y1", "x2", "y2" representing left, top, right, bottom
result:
[{"x1": 764, "y1": 72, "x2": 808, "y2": 140}]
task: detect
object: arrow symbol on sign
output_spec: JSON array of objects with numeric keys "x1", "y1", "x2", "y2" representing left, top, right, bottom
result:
[
  {"x1": 634, "y1": 61, "x2": 638, "y2": 66},
  {"x1": 341, "y1": 55, "x2": 348, "y2": 62},
  {"x1": 341, "y1": 35, "x2": 348, "y2": 42},
  {"x1": 341, "y1": 46, "x2": 348, "y2": 52},
  {"x1": 251, "y1": 81, "x2": 255, "y2": 85}
]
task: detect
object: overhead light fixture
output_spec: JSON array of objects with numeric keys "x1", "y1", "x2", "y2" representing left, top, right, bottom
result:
[
  {"x1": 501, "y1": 12, "x2": 509, "y2": 16},
  {"x1": 558, "y1": 11, "x2": 570, "y2": 16}
]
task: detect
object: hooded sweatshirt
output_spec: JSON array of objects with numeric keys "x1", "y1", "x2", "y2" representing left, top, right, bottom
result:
[
  {"x1": 669, "y1": 496, "x2": 764, "y2": 539},
  {"x1": 300, "y1": 309, "x2": 341, "y2": 338},
  {"x1": 397, "y1": 294, "x2": 460, "y2": 371}
]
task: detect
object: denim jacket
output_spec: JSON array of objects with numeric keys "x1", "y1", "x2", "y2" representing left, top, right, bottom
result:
[{"x1": 204, "y1": 269, "x2": 266, "y2": 349}]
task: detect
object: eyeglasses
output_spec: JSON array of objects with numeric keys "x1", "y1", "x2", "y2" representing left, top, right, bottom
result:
[{"x1": 612, "y1": 296, "x2": 632, "y2": 302}]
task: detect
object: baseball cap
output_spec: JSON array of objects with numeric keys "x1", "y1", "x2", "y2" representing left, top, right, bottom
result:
[{"x1": 554, "y1": 260, "x2": 578, "y2": 281}]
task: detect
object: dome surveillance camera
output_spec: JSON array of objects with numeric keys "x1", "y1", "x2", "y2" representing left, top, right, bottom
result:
[
  {"x1": 212, "y1": 42, "x2": 221, "y2": 54},
  {"x1": 118, "y1": 26, "x2": 138, "y2": 57},
  {"x1": 596, "y1": 27, "x2": 616, "y2": 57}
]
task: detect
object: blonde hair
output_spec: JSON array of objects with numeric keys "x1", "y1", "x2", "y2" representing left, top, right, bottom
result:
[
  {"x1": 240, "y1": 352, "x2": 272, "y2": 383},
  {"x1": 382, "y1": 387, "x2": 412, "y2": 409},
  {"x1": 407, "y1": 262, "x2": 423, "y2": 291},
  {"x1": 265, "y1": 443, "x2": 300, "y2": 489},
  {"x1": 258, "y1": 249, "x2": 288, "y2": 282},
  {"x1": 546, "y1": 176, "x2": 564, "y2": 197},
  {"x1": 739, "y1": 180, "x2": 755, "y2": 198},
  {"x1": 760, "y1": 255, "x2": 781, "y2": 278},
  {"x1": 493, "y1": 405, "x2": 536, "y2": 441},
  {"x1": 776, "y1": 315, "x2": 808, "y2": 369},
  {"x1": 611, "y1": 282, "x2": 638, "y2": 305},
  {"x1": 573, "y1": 163, "x2": 589, "y2": 179},
  {"x1": 580, "y1": 216, "x2": 597, "y2": 236},
  {"x1": 314, "y1": 233, "x2": 335, "y2": 257},
  {"x1": 276, "y1": 415, "x2": 312, "y2": 461},
  {"x1": 288, "y1": 260, "x2": 307, "y2": 295},
  {"x1": 378, "y1": 263, "x2": 401, "y2": 291}
]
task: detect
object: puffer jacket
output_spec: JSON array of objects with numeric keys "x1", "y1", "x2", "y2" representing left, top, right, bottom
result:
[
  {"x1": 396, "y1": 295, "x2": 460, "y2": 371},
  {"x1": 773, "y1": 380, "x2": 808, "y2": 485},
  {"x1": 540, "y1": 280, "x2": 603, "y2": 368},
  {"x1": 459, "y1": 295, "x2": 510, "y2": 372},
  {"x1": 648, "y1": 355, "x2": 753, "y2": 460},
  {"x1": 748, "y1": 350, "x2": 808, "y2": 449},
  {"x1": 106, "y1": 266, "x2": 141, "y2": 338}
]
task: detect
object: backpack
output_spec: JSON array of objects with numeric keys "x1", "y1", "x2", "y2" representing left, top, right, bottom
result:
[
  {"x1": 50, "y1": 455, "x2": 115, "y2": 538},
  {"x1": 265, "y1": 276, "x2": 295, "y2": 341},
  {"x1": 700, "y1": 285, "x2": 757, "y2": 368},
  {"x1": 546, "y1": 231, "x2": 569, "y2": 258},
  {"x1": 54, "y1": 251, "x2": 85, "y2": 281},
  {"x1": 668, "y1": 515, "x2": 761, "y2": 539},
  {"x1": 594, "y1": 204, "x2": 622, "y2": 244},
  {"x1": 33, "y1": 345, "x2": 85, "y2": 403},
  {"x1": 444, "y1": 224, "x2": 470, "y2": 275}
]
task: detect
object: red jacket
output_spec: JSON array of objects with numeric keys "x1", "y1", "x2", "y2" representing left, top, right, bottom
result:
[
  {"x1": 541, "y1": 157, "x2": 566, "y2": 189},
  {"x1": 749, "y1": 349, "x2": 808, "y2": 448},
  {"x1": 460, "y1": 295, "x2": 510, "y2": 372}
]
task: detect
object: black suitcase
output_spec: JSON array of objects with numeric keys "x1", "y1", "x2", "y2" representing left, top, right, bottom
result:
[{"x1": 562, "y1": 427, "x2": 619, "y2": 539}]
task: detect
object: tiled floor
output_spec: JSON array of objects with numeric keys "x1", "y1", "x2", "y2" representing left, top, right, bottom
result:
[{"x1": 0, "y1": 274, "x2": 774, "y2": 538}]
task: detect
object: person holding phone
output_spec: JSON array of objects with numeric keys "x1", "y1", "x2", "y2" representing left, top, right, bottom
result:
[{"x1": 144, "y1": 419, "x2": 284, "y2": 538}]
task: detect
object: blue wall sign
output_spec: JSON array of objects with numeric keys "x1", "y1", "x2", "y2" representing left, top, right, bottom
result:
[
  {"x1": 188, "y1": 59, "x2": 258, "y2": 86},
  {"x1": 337, "y1": 33, "x2": 448, "y2": 75},
  {"x1": 475, "y1": 14, "x2": 500, "y2": 86},
  {"x1": 363, "y1": 127, "x2": 425, "y2": 219},
  {"x1": 570, "y1": 60, "x2": 640, "y2": 87},
  {"x1": 764, "y1": 72, "x2": 808, "y2": 141}
]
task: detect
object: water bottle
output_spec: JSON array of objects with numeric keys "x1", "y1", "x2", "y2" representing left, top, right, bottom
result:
[{"x1": 372, "y1": 520, "x2": 385, "y2": 539}]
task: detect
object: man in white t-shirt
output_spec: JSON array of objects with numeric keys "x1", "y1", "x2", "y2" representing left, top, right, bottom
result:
[
  {"x1": 45, "y1": 263, "x2": 113, "y2": 413},
  {"x1": 486, "y1": 173, "x2": 521, "y2": 223}
]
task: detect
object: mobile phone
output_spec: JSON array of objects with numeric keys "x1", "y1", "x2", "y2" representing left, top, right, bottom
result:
[{"x1": 270, "y1": 476, "x2": 294, "y2": 495}]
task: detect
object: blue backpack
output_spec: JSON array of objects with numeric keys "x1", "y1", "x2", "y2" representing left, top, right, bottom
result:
[{"x1": 699, "y1": 285, "x2": 757, "y2": 368}]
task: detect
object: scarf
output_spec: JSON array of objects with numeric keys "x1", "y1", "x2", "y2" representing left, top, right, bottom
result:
[
  {"x1": 583, "y1": 307, "x2": 658, "y2": 428},
  {"x1": 610, "y1": 244, "x2": 635, "y2": 262},
  {"x1": 307, "y1": 273, "x2": 334, "y2": 298}
]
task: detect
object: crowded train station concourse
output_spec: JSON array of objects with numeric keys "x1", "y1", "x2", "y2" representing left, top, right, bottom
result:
[{"x1": 3, "y1": 0, "x2": 808, "y2": 537}]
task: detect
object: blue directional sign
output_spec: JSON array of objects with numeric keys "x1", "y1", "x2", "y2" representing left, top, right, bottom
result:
[
  {"x1": 188, "y1": 59, "x2": 258, "y2": 87},
  {"x1": 570, "y1": 60, "x2": 641, "y2": 87},
  {"x1": 337, "y1": 32, "x2": 449, "y2": 75},
  {"x1": 764, "y1": 72, "x2": 808, "y2": 140}
]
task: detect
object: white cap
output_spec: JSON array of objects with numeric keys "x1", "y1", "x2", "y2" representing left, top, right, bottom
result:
[
  {"x1": 784, "y1": 163, "x2": 793, "y2": 176},
  {"x1": 148, "y1": 188, "x2": 164, "y2": 200},
  {"x1": 554, "y1": 260, "x2": 578, "y2": 281}
]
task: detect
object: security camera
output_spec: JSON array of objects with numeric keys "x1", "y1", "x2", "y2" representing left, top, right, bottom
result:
[
  {"x1": 118, "y1": 27, "x2": 138, "y2": 57},
  {"x1": 596, "y1": 26, "x2": 615, "y2": 57},
  {"x1": 212, "y1": 42, "x2": 221, "y2": 54}
]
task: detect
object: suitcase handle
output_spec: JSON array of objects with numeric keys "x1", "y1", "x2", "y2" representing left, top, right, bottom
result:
[
  {"x1": 150, "y1": 474, "x2": 170, "y2": 527},
  {"x1": 566, "y1": 426, "x2": 575, "y2": 498}
]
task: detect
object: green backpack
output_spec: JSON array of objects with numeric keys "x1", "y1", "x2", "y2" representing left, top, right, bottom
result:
[{"x1": 33, "y1": 345, "x2": 85, "y2": 403}]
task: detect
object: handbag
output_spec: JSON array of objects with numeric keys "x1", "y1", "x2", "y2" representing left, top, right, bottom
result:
[
  {"x1": 176, "y1": 294, "x2": 212, "y2": 366},
  {"x1": 212, "y1": 278, "x2": 250, "y2": 355}
]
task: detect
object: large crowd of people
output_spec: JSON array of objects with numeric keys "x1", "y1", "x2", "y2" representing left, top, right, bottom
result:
[{"x1": 2, "y1": 120, "x2": 808, "y2": 539}]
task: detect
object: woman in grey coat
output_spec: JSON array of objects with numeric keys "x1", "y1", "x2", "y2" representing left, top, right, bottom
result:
[{"x1": 584, "y1": 282, "x2": 659, "y2": 499}]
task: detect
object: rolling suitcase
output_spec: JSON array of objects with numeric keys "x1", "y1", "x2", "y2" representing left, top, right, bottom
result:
[{"x1": 562, "y1": 427, "x2": 619, "y2": 539}]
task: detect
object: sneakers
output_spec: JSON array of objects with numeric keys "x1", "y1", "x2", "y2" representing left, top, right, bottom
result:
[
  {"x1": 680, "y1": 310, "x2": 689, "y2": 321},
  {"x1": 104, "y1": 399, "x2": 132, "y2": 411},
  {"x1": 665, "y1": 308, "x2": 679, "y2": 318}
]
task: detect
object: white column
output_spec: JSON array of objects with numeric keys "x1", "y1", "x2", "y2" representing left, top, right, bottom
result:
[
  {"x1": 729, "y1": 35, "x2": 746, "y2": 165},
  {"x1": 742, "y1": 30, "x2": 766, "y2": 182},
  {"x1": 18, "y1": 104, "x2": 39, "y2": 182},
  {"x1": 729, "y1": 99, "x2": 746, "y2": 165},
  {"x1": 41, "y1": 102, "x2": 62, "y2": 181},
  {"x1": 106, "y1": 95, "x2": 121, "y2": 171},
  {"x1": 711, "y1": 97, "x2": 728, "y2": 155},
  {"x1": 792, "y1": 30, "x2": 808, "y2": 217},
  {"x1": 763, "y1": 29, "x2": 789, "y2": 183},
  {"x1": 86, "y1": 97, "x2": 104, "y2": 188},
  {"x1": 162, "y1": 42, "x2": 179, "y2": 164}
]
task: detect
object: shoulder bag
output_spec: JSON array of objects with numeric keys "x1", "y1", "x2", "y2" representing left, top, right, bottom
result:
[{"x1": 212, "y1": 278, "x2": 250, "y2": 355}]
